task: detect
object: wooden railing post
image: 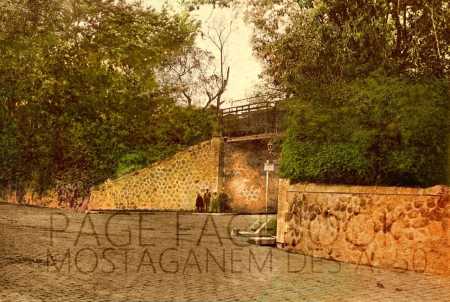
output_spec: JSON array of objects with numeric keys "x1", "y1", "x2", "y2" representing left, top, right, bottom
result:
[{"x1": 218, "y1": 108, "x2": 224, "y2": 137}]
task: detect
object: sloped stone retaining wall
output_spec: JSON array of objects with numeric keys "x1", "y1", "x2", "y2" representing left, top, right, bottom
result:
[
  {"x1": 89, "y1": 138, "x2": 223, "y2": 210},
  {"x1": 276, "y1": 180, "x2": 450, "y2": 275},
  {"x1": 90, "y1": 138, "x2": 277, "y2": 213}
]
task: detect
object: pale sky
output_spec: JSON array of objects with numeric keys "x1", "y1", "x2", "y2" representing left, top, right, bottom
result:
[{"x1": 141, "y1": 0, "x2": 263, "y2": 106}]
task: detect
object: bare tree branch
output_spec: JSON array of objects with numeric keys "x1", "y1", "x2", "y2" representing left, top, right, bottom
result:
[{"x1": 160, "y1": 16, "x2": 233, "y2": 112}]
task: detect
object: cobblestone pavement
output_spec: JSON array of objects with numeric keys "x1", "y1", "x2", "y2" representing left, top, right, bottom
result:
[{"x1": 1, "y1": 203, "x2": 449, "y2": 302}]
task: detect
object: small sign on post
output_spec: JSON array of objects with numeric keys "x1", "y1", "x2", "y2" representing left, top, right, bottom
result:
[
  {"x1": 264, "y1": 162, "x2": 275, "y2": 172},
  {"x1": 263, "y1": 160, "x2": 274, "y2": 236}
]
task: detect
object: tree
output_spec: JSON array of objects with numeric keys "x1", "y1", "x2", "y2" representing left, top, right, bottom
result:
[
  {"x1": 201, "y1": 19, "x2": 233, "y2": 113},
  {"x1": 280, "y1": 72, "x2": 449, "y2": 186},
  {"x1": 161, "y1": 46, "x2": 214, "y2": 107},
  {"x1": 161, "y1": 15, "x2": 233, "y2": 115},
  {"x1": 243, "y1": 0, "x2": 450, "y2": 186},
  {"x1": 246, "y1": 0, "x2": 449, "y2": 90},
  {"x1": 0, "y1": 0, "x2": 213, "y2": 205}
]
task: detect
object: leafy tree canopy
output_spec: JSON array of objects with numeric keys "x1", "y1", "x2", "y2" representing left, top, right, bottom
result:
[
  {"x1": 0, "y1": 0, "x2": 213, "y2": 203},
  {"x1": 281, "y1": 72, "x2": 449, "y2": 186},
  {"x1": 244, "y1": 0, "x2": 449, "y2": 186},
  {"x1": 246, "y1": 0, "x2": 449, "y2": 92}
]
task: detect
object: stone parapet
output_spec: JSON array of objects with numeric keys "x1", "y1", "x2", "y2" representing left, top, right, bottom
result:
[{"x1": 276, "y1": 180, "x2": 450, "y2": 275}]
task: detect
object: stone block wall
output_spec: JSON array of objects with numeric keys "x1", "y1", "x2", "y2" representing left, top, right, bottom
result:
[
  {"x1": 223, "y1": 141, "x2": 278, "y2": 213},
  {"x1": 88, "y1": 138, "x2": 222, "y2": 210},
  {"x1": 276, "y1": 180, "x2": 450, "y2": 275},
  {"x1": 4, "y1": 137, "x2": 282, "y2": 213},
  {"x1": 89, "y1": 139, "x2": 279, "y2": 213}
]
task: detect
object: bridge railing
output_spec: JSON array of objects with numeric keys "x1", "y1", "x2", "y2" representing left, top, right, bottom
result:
[{"x1": 219, "y1": 100, "x2": 285, "y2": 138}]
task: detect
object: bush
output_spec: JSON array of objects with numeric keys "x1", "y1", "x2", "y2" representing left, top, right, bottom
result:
[
  {"x1": 114, "y1": 106, "x2": 214, "y2": 178},
  {"x1": 280, "y1": 72, "x2": 449, "y2": 187}
]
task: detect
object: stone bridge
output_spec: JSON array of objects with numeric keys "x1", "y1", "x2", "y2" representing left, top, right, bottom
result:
[
  {"x1": 219, "y1": 100, "x2": 285, "y2": 142},
  {"x1": 88, "y1": 101, "x2": 286, "y2": 213}
]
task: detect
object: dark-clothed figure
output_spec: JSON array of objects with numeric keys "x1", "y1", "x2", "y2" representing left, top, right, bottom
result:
[
  {"x1": 203, "y1": 189, "x2": 211, "y2": 212},
  {"x1": 195, "y1": 193, "x2": 204, "y2": 212}
]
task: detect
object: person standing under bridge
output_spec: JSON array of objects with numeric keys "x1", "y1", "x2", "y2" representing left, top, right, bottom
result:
[
  {"x1": 195, "y1": 192, "x2": 204, "y2": 212},
  {"x1": 203, "y1": 189, "x2": 211, "y2": 212}
]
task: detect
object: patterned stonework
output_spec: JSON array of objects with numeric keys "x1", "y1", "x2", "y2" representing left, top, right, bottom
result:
[
  {"x1": 277, "y1": 180, "x2": 450, "y2": 275},
  {"x1": 223, "y1": 141, "x2": 278, "y2": 213},
  {"x1": 89, "y1": 138, "x2": 222, "y2": 210},
  {"x1": 89, "y1": 139, "x2": 279, "y2": 213}
]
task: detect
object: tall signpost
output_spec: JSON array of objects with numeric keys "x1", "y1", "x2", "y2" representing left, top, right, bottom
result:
[{"x1": 264, "y1": 141, "x2": 274, "y2": 235}]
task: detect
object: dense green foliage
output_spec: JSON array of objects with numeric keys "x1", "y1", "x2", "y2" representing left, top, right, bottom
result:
[
  {"x1": 0, "y1": 0, "x2": 213, "y2": 201},
  {"x1": 1, "y1": 0, "x2": 449, "y2": 206},
  {"x1": 245, "y1": 0, "x2": 449, "y2": 186},
  {"x1": 248, "y1": 0, "x2": 449, "y2": 87},
  {"x1": 281, "y1": 73, "x2": 449, "y2": 186}
]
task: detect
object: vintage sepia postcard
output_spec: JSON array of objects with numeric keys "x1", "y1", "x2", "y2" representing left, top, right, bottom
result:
[{"x1": 0, "y1": 0, "x2": 449, "y2": 301}]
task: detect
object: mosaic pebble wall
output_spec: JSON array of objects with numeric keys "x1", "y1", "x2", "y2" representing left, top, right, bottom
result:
[
  {"x1": 89, "y1": 138, "x2": 222, "y2": 210},
  {"x1": 277, "y1": 180, "x2": 450, "y2": 275}
]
